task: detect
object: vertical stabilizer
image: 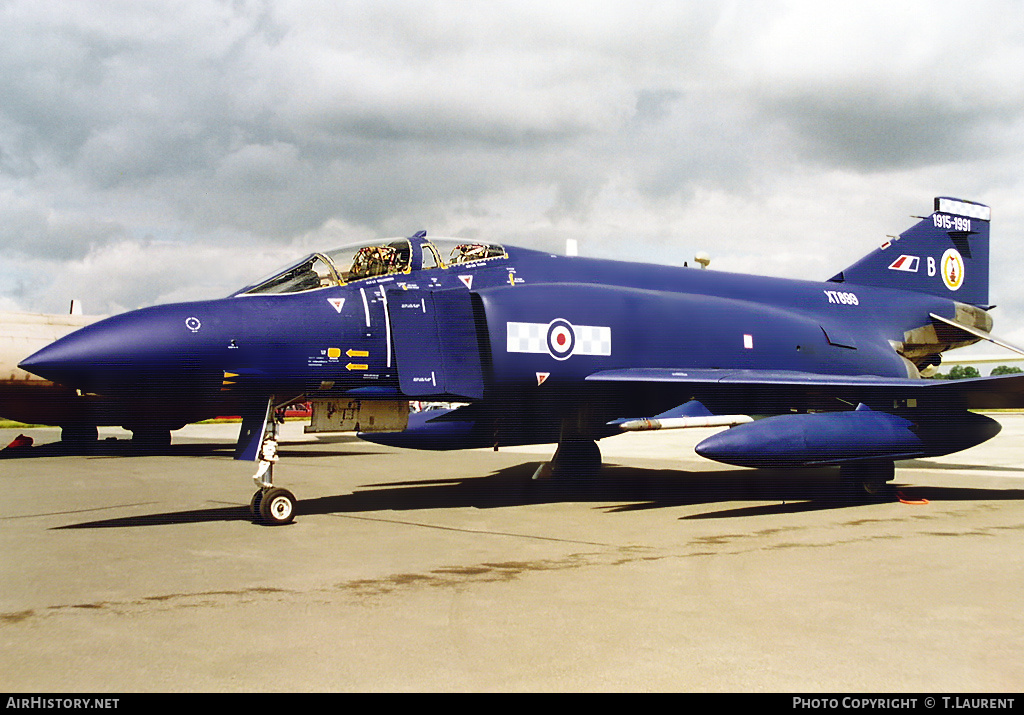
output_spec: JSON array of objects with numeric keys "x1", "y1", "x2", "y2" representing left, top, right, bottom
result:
[{"x1": 830, "y1": 197, "x2": 991, "y2": 307}]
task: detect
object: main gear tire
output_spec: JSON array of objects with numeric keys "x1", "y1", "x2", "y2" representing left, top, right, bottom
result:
[{"x1": 840, "y1": 460, "x2": 895, "y2": 503}]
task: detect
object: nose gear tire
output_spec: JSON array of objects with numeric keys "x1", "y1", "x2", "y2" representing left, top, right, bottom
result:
[{"x1": 258, "y1": 487, "x2": 296, "y2": 525}]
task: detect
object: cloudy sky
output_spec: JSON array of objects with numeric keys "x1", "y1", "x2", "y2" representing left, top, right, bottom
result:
[{"x1": 3, "y1": 1, "x2": 1024, "y2": 341}]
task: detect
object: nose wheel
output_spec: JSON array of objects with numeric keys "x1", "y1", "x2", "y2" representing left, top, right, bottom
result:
[
  {"x1": 248, "y1": 417, "x2": 297, "y2": 526},
  {"x1": 250, "y1": 486, "x2": 296, "y2": 525}
]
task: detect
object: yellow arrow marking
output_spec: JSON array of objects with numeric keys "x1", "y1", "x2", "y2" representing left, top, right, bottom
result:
[
  {"x1": 346, "y1": 349, "x2": 369, "y2": 358},
  {"x1": 346, "y1": 363, "x2": 368, "y2": 371}
]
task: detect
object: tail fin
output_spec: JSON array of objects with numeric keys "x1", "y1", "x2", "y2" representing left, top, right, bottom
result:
[{"x1": 830, "y1": 197, "x2": 991, "y2": 307}]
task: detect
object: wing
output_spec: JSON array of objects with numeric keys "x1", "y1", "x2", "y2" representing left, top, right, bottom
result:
[{"x1": 586, "y1": 367, "x2": 1024, "y2": 413}]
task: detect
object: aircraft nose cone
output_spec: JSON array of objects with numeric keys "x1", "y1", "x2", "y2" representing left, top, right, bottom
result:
[
  {"x1": 18, "y1": 324, "x2": 133, "y2": 389},
  {"x1": 19, "y1": 303, "x2": 221, "y2": 394},
  {"x1": 18, "y1": 339, "x2": 88, "y2": 384}
]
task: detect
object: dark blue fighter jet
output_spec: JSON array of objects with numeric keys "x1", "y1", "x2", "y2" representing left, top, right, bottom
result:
[{"x1": 20, "y1": 197, "x2": 1024, "y2": 524}]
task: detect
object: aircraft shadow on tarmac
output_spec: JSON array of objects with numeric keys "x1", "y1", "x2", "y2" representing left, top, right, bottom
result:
[
  {"x1": 1, "y1": 435, "x2": 374, "y2": 460},
  {"x1": 54, "y1": 460, "x2": 1024, "y2": 530},
  {"x1": 899, "y1": 458, "x2": 1024, "y2": 473}
]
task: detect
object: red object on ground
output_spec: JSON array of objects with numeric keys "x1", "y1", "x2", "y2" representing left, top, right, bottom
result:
[
  {"x1": 4, "y1": 434, "x2": 34, "y2": 449},
  {"x1": 897, "y1": 491, "x2": 930, "y2": 505}
]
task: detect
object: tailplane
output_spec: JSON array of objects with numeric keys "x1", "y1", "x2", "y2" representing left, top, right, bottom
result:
[{"x1": 830, "y1": 197, "x2": 991, "y2": 308}]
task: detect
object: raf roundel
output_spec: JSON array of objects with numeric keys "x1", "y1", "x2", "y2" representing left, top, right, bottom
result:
[{"x1": 546, "y1": 319, "x2": 576, "y2": 360}]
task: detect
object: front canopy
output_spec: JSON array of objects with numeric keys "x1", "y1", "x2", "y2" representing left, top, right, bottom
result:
[{"x1": 231, "y1": 236, "x2": 507, "y2": 297}]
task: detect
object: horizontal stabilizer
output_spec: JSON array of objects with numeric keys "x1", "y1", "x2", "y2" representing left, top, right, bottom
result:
[{"x1": 929, "y1": 312, "x2": 1024, "y2": 358}]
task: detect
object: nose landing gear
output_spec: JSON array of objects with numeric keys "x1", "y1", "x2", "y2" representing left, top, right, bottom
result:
[{"x1": 248, "y1": 415, "x2": 296, "y2": 526}]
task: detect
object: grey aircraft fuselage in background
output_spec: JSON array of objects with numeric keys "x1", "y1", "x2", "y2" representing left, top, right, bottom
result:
[
  {"x1": 20, "y1": 197, "x2": 1024, "y2": 524},
  {"x1": 0, "y1": 309, "x2": 105, "y2": 441}
]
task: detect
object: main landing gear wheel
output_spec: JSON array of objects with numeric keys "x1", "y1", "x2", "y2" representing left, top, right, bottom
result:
[
  {"x1": 130, "y1": 428, "x2": 172, "y2": 453},
  {"x1": 257, "y1": 487, "x2": 296, "y2": 526},
  {"x1": 533, "y1": 439, "x2": 602, "y2": 480},
  {"x1": 61, "y1": 425, "x2": 98, "y2": 444},
  {"x1": 840, "y1": 460, "x2": 895, "y2": 502},
  {"x1": 554, "y1": 439, "x2": 602, "y2": 477}
]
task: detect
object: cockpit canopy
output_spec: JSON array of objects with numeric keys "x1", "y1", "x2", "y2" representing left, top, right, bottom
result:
[{"x1": 233, "y1": 236, "x2": 506, "y2": 296}]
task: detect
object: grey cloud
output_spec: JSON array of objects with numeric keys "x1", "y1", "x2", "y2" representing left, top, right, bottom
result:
[
  {"x1": 2, "y1": 1, "x2": 1024, "y2": 315},
  {"x1": 0, "y1": 201, "x2": 125, "y2": 260},
  {"x1": 757, "y1": 91, "x2": 1023, "y2": 172},
  {"x1": 731, "y1": 2, "x2": 1024, "y2": 174}
]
